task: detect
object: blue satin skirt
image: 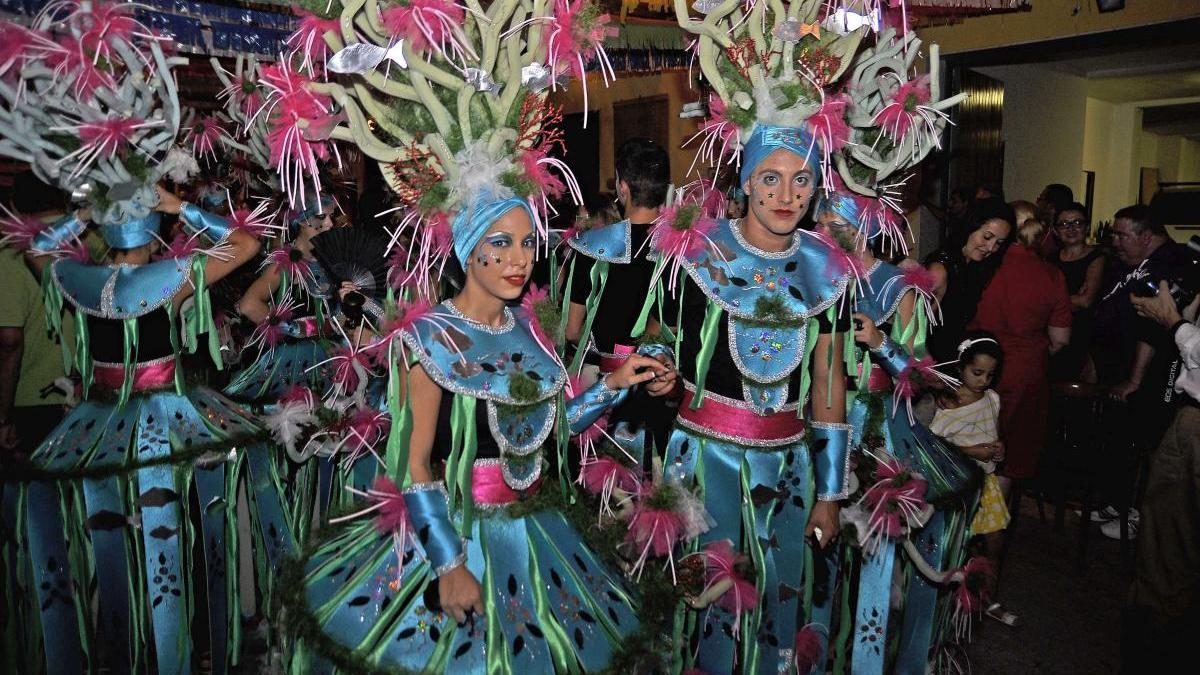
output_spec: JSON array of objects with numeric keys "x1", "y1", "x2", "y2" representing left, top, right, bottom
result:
[
  {"x1": 4, "y1": 387, "x2": 295, "y2": 674},
  {"x1": 294, "y1": 506, "x2": 639, "y2": 673},
  {"x1": 224, "y1": 338, "x2": 331, "y2": 402}
]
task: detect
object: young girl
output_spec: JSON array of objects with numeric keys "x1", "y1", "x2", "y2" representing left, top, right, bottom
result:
[{"x1": 931, "y1": 334, "x2": 1016, "y2": 624}]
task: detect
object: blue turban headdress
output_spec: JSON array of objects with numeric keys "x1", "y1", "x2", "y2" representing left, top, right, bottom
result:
[
  {"x1": 451, "y1": 195, "x2": 535, "y2": 268},
  {"x1": 739, "y1": 124, "x2": 823, "y2": 188},
  {"x1": 101, "y1": 211, "x2": 161, "y2": 249}
]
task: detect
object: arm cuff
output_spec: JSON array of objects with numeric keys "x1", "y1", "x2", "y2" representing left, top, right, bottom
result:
[
  {"x1": 402, "y1": 481, "x2": 466, "y2": 575},
  {"x1": 810, "y1": 421, "x2": 853, "y2": 501}
]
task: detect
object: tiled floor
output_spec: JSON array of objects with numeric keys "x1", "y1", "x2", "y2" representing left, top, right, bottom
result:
[{"x1": 964, "y1": 496, "x2": 1130, "y2": 674}]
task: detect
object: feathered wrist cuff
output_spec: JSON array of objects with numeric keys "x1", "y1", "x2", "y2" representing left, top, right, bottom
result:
[
  {"x1": 31, "y1": 214, "x2": 85, "y2": 253},
  {"x1": 566, "y1": 374, "x2": 628, "y2": 435},
  {"x1": 810, "y1": 421, "x2": 852, "y2": 501},
  {"x1": 402, "y1": 482, "x2": 466, "y2": 576},
  {"x1": 180, "y1": 203, "x2": 234, "y2": 246}
]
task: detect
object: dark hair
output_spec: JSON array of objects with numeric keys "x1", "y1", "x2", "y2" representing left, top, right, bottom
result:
[
  {"x1": 956, "y1": 330, "x2": 1004, "y2": 377},
  {"x1": 11, "y1": 172, "x2": 68, "y2": 214},
  {"x1": 1058, "y1": 201, "x2": 1089, "y2": 223},
  {"x1": 1113, "y1": 204, "x2": 1167, "y2": 237},
  {"x1": 950, "y1": 186, "x2": 972, "y2": 203},
  {"x1": 615, "y1": 138, "x2": 670, "y2": 209},
  {"x1": 1042, "y1": 184, "x2": 1074, "y2": 213}
]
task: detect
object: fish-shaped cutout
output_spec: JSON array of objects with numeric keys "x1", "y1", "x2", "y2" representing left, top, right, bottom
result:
[
  {"x1": 749, "y1": 483, "x2": 787, "y2": 506},
  {"x1": 465, "y1": 67, "x2": 502, "y2": 95},
  {"x1": 692, "y1": 0, "x2": 722, "y2": 13},
  {"x1": 327, "y1": 39, "x2": 408, "y2": 74},
  {"x1": 521, "y1": 62, "x2": 554, "y2": 92}
]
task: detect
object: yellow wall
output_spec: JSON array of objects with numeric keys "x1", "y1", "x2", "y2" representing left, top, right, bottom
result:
[
  {"x1": 1083, "y1": 97, "x2": 1141, "y2": 221},
  {"x1": 974, "y1": 65, "x2": 1089, "y2": 204},
  {"x1": 918, "y1": 0, "x2": 1200, "y2": 55},
  {"x1": 550, "y1": 70, "x2": 703, "y2": 190}
]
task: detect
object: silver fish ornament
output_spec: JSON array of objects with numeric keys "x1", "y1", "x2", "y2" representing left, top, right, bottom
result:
[{"x1": 327, "y1": 40, "x2": 408, "y2": 74}]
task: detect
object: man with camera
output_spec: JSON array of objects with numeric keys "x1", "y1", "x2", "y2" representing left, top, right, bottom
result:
[
  {"x1": 1086, "y1": 206, "x2": 1195, "y2": 538},
  {"x1": 1122, "y1": 273, "x2": 1200, "y2": 671}
]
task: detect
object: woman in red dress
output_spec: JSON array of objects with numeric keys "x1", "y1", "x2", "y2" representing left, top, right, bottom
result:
[{"x1": 971, "y1": 218, "x2": 1073, "y2": 486}]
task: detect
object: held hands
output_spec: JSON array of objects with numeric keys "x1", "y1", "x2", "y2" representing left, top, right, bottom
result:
[
  {"x1": 852, "y1": 312, "x2": 885, "y2": 350},
  {"x1": 965, "y1": 441, "x2": 1004, "y2": 463},
  {"x1": 1110, "y1": 379, "x2": 1139, "y2": 403},
  {"x1": 642, "y1": 353, "x2": 680, "y2": 398},
  {"x1": 606, "y1": 353, "x2": 672, "y2": 392},
  {"x1": 806, "y1": 500, "x2": 840, "y2": 549},
  {"x1": 438, "y1": 565, "x2": 484, "y2": 624}
]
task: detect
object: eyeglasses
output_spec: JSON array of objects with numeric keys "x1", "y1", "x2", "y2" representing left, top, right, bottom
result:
[{"x1": 1056, "y1": 219, "x2": 1087, "y2": 230}]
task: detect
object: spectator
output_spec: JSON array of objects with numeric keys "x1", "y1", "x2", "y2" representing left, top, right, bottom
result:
[
  {"x1": 1050, "y1": 202, "x2": 1107, "y2": 381},
  {"x1": 0, "y1": 174, "x2": 74, "y2": 459},
  {"x1": 1036, "y1": 183, "x2": 1074, "y2": 258},
  {"x1": 970, "y1": 218, "x2": 1072, "y2": 491},
  {"x1": 925, "y1": 197, "x2": 1014, "y2": 362},
  {"x1": 1122, "y1": 279, "x2": 1200, "y2": 670},
  {"x1": 1089, "y1": 205, "x2": 1194, "y2": 539}
]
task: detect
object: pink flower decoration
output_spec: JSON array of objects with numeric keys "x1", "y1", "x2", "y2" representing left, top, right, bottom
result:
[
  {"x1": 0, "y1": 23, "x2": 53, "y2": 77},
  {"x1": 544, "y1": 0, "x2": 618, "y2": 81},
  {"x1": 626, "y1": 501, "x2": 684, "y2": 559},
  {"x1": 329, "y1": 345, "x2": 371, "y2": 397},
  {"x1": 860, "y1": 455, "x2": 928, "y2": 550},
  {"x1": 651, "y1": 201, "x2": 717, "y2": 263},
  {"x1": 289, "y1": 7, "x2": 341, "y2": 75},
  {"x1": 875, "y1": 75, "x2": 932, "y2": 142},
  {"x1": 579, "y1": 455, "x2": 640, "y2": 496},
  {"x1": 228, "y1": 205, "x2": 275, "y2": 239},
  {"x1": 279, "y1": 384, "x2": 315, "y2": 407},
  {"x1": 807, "y1": 94, "x2": 851, "y2": 154},
  {"x1": 380, "y1": 0, "x2": 467, "y2": 57},
  {"x1": 345, "y1": 407, "x2": 390, "y2": 452},
  {"x1": 0, "y1": 210, "x2": 48, "y2": 251},
  {"x1": 900, "y1": 261, "x2": 937, "y2": 295},
  {"x1": 46, "y1": 35, "x2": 115, "y2": 99},
  {"x1": 793, "y1": 625, "x2": 825, "y2": 674},
  {"x1": 258, "y1": 62, "x2": 337, "y2": 204},
  {"x1": 378, "y1": 299, "x2": 434, "y2": 343},
  {"x1": 519, "y1": 149, "x2": 567, "y2": 201},
  {"x1": 187, "y1": 116, "x2": 228, "y2": 162},
  {"x1": 369, "y1": 477, "x2": 411, "y2": 534},
  {"x1": 265, "y1": 243, "x2": 313, "y2": 285},
  {"x1": 809, "y1": 230, "x2": 867, "y2": 281},
  {"x1": 78, "y1": 2, "x2": 148, "y2": 62},
  {"x1": 520, "y1": 282, "x2": 555, "y2": 348},
  {"x1": 158, "y1": 233, "x2": 201, "y2": 260},
  {"x1": 79, "y1": 116, "x2": 144, "y2": 159},
  {"x1": 702, "y1": 540, "x2": 759, "y2": 623},
  {"x1": 954, "y1": 556, "x2": 994, "y2": 615}
]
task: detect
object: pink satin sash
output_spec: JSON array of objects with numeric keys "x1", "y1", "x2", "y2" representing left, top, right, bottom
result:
[
  {"x1": 471, "y1": 462, "x2": 542, "y2": 506},
  {"x1": 94, "y1": 359, "x2": 177, "y2": 392},
  {"x1": 678, "y1": 389, "x2": 806, "y2": 444},
  {"x1": 598, "y1": 343, "x2": 636, "y2": 374}
]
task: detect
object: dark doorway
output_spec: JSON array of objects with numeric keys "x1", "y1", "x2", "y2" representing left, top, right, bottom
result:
[{"x1": 558, "y1": 110, "x2": 601, "y2": 201}]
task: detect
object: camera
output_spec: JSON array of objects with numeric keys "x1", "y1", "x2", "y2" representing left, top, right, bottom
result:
[{"x1": 1133, "y1": 236, "x2": 1200, "y2": 307}]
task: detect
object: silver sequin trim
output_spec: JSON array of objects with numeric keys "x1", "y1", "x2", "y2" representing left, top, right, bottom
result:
[
  {"x1": 726, "y1": 314, "x2": 807, "y2": 385},
  {"x1": 565, "y1": 373, "x2": 621, "y2": 424},
  {"x1": 402, "y1": 480, "x2": 448, "y2": 496},
  {"x1": 435, "y1": 552, "x2": 468, "y2": 577},
  {"x1": 486, "y1": 399, "x2": 556, "y2": 456},
  {"x1": 565, "y1": 219, "x2": 633, "y2": 264},
  {"x1": 728, "y1": 218, "x2": 803, "y2": 259},
  {"x1": 53, "y1": 259, "x2": 195, "y2": 319},
  {"x1": 499, "y1": 454, "x2": 545, "y2": 492},
  {"x1": 810, "y1": 420, "x2": 854, "y2": 501},
  {"x1": 440, "y1": 299, "x2": 515, "y2": 334},
  {"x1": 93, "y1": 353, "x2": 177, "y2": 369},
  {"x1": 398, "y1": 331, "x2": 564, "y2": 406}
]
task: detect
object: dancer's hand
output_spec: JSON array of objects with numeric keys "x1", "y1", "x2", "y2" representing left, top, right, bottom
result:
[
  {"x1": 643, "y1": 354, "x2": 679, "y2": 398},
  {"x1": 606, "y1": 354, "x2": 667, "y2": 391},
  {"x1": 852, "y1": 312, "x2": 884, "y2": 350},
  {"x1": 807, "y1": 500, "x2": 840, "y2": 549},
  {"x1": 154, "y1": 184, "x2": 183, "y2": 215},
  {"x1": 438, "y1": 565, "x2": 483, "y2": 624}
]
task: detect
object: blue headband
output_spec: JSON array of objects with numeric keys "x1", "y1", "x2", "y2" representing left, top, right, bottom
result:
[
  {"x1": 101, "y1": 211, "x2": 161, "y2": 249},
  {"x1": 816, "y1": 190, "x2": 863, "y2": 230},
  {"x1": 451, "y1": 196, "x2": 533, "y2": 268},
  {"x1": 739, "y1": 124, "x2": 823, "y2": 188},
  {"x1": 290, "y1": 195, "x2": 336, "y2": 227}
]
